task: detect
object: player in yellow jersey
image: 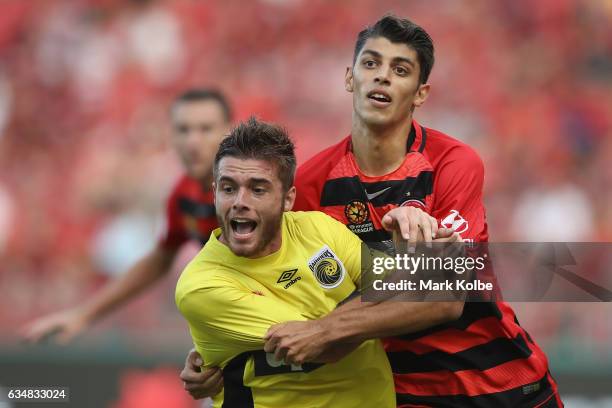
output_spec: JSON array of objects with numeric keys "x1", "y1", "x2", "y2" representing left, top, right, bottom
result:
[{"x1": 175, "y1": 117, "x2": 395, "y2": 408}]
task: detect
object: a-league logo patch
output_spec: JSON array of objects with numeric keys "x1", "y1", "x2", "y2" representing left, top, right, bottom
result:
[
  {"x1": 344, "y1": 200, "x2": 369, "y2": 224},
  {"x1": 307, "y1": 246, "x2": 345, "y2": 289}
]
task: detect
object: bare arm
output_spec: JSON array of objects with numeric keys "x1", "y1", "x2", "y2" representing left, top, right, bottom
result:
[
  {"x1": 22, "y1": 245, "x2": 178, "y2": 344},
  {"x1": 265, "y1": 230, "x2": 465, "y2": 364},
  {"x1": 318, "y1": 298, "x2": 463, "y2": 344},
  {"x1": 264, "y1": 297, "x2": 463, "y2": 365}
]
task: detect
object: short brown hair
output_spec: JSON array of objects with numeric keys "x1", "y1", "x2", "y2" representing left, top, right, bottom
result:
[{"x1": 214, "y1": 117, "x2": 296, "y2": 191}]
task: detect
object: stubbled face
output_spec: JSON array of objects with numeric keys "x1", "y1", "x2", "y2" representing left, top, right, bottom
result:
[
  {"x1": 171, "y1": 100, "x2": 230, "y2": 182},
  {"x1": 214, "y1": 157, "x2": 295, "y2": 258},
  {"x1": 346, "y1": 36, "x2": 430, "y2": 128}
]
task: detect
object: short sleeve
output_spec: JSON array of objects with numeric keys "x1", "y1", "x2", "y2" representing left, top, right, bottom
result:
[
  {"x1": 158, "y1": 191, "x2": 189, "y2": 249},
  {"x1": 431, "y1": 145, "x2": 488, "y2": 243}
]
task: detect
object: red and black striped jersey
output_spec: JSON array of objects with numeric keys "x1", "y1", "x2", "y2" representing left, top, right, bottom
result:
[
  {"x1": 294, "y1": 121, "x2": 562, "y2": 407},
  {"x1": 159, "y1": 175, "x2": 217, "y2": 249}
]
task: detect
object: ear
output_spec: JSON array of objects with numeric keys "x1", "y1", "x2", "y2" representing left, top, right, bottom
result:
[
  {"x1": 283, "y1": 186, "x2": 296, "y2": 211},
  {"x1": 212, "y1": 181, "x2": 217, "y2": 205},
  {"x1": 345, "y1": 67, "x2": 354, "y2": 93},
  {"x1": 413, "y1": 83, "x2": 431, "y2": 108}
]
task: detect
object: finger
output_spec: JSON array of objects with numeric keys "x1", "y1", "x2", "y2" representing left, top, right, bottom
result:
[
  {"x1": 436, "y1": 227, "x2": 454, "y2": 239},
  {"x1": 183, "y1": 369, "x2": 221, "y2": 391},
  {"x1": 285, "y1": 353, "x2": 302, "y2": 366},
  {"x1": 191, "y1": 375, "x2": 224, "y2": 399},
  {"x1": 429, "y1": 217, "x2": 439, "y2": 240},
  {"x1": 187, "y1": 349, "x2": 203, "y2": 368},
  {"x1": 398, "y1": 212, "x2": 412, "y2": 240},
  {"x1": 264, "y1": 323, "x2": 285, "y2": 340},
  {"x1": 381, "y1": 213, "x2": 395, "y2": 231},
  {"x1": 263, "y1": 336, "x2": 279, "y2": 353},
  {"x1": 407, "y1": 218, "x2": 418, "y2": 253},
  {"x1": 273, "y1": 344, "x2": 288, "y2": 363},
  {"x1": 204, "y1": 369, "x2": 223, "y2": 387},
  {"x1": 180, "y1": 366, "x2": 211, "y2": 383},
  {"x1": 420, "y1": 215, "x2": 433, "y2": 246},
  {"x1": 263, "y1": 340, "x2": 273, "y2": 353},
  {"x1": 200, "y1": 367, "x2": 221, "y2": 382}
]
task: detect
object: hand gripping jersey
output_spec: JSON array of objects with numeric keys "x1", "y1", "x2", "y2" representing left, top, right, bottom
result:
[
  {"x1": 294, "y1": 121, "x2": 563, "y2": 408},
  {"x1": 158, "y1": 175, "x2": 217, "y2": 249},
  {"x1": 176, "y1": 211, "x2": 395, "y2": 408}
]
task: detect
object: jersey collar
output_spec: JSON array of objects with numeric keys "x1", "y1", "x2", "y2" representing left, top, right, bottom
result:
[{"x1": 346, "y1": 119, "x2": 426, "y2": 154}]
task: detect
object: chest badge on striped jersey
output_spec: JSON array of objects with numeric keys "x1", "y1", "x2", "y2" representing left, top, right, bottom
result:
[
  {"x1": 344, "y1": 200, "x2": 374, "y2": 234},
  {"x1": 307, "y1": 246, "x2": 346, "y2": 289}
]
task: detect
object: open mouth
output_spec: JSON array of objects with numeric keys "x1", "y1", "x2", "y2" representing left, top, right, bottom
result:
[
  {"x1": 367, "y1": 90, "x2": 392, "y2": 104},
  {"x1": 230, "y1": 218, "x2": 257, "y2": 236}
]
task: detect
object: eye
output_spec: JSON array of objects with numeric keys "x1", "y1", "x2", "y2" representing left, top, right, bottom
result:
[
  {"x1": 394, "y1": 66, "x2": 409, "y2": 76},
  {"x1": 363, "y1": 60, "x2": 377, "y2": 68},
  {"x1": 176, "y1": 125, "x2": 189, "y2": 135},
  {"x1": 253, "y1": 186, "x2": 267, "y2": 195},
  {"x1": 221, "y1": 185, "x2": 234, "y2": 194}
]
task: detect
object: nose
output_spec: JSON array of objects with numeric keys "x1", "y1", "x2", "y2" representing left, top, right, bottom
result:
[
  {"x1": 374, "y1": 64, "x2": 391, "y2": 85},
  {"x1": 232, "y1": 187, "x2": 250, "y2": 211}
]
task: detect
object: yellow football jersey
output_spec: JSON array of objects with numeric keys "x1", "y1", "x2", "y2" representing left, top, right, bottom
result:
[{"x1": 176, "y1": 211, "x2": 394, "y2": 408}]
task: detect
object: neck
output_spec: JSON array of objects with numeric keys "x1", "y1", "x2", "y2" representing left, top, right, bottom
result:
[{"x1": 351, "y1": 113, "x2": 413, "y2": 176}]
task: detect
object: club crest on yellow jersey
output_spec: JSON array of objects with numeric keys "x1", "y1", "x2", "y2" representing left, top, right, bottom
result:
[{"x1": 307, "y1": 246, "x2": 345, "y2": 289}]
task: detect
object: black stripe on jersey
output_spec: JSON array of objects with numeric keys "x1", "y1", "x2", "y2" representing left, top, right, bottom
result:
[
  {"x1": 396, "y1": 371, "x2": 559, "y2": 408},
  {"x1": 417, "y1": 125, "x2": 427, "y2": 153},
  {"x1": 394, "y1": 302, "x2": 502, "y2": 342},
  {"x1": 222, "y1": 352, "x2": 254, "y2": 408},
  {"x1": 361, "y1": 171, "x2": 433, "y2": 207},
  {"x1": 320, "y1": 176, "x2": 366, "y2": 206},
  {"x1": 320, "y1": 172, "x2": 433, "y2": 207},
  {"x1": 388, "y1": 333, "x2": 532, "y2": 374},
  {"x1": 406, "y1": 124, "x2": 417, "y2": 151},
  {"x1": 178, "y1": 197, "x2": 215, "y2": 218},
  {"x1": 252, "y1": 350, "x2": 323, "y2": 376}
]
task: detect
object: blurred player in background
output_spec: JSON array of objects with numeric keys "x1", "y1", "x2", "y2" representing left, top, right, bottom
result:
[
  {"x1": 21, "y1": 89, "x2": 231, "y2": 344},
  {"x1": 181, "y1": 16, "x2": 563, "y2": 407}
]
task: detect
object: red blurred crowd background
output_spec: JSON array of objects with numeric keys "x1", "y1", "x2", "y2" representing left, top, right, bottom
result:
[{"x1": 0, "y1": 0, "x2": 610, "y2": 403}]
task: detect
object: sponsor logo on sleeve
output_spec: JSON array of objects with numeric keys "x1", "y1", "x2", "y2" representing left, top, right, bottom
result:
[{"x1": 441, "y1": 210, "x2": 469, "y2": 234}]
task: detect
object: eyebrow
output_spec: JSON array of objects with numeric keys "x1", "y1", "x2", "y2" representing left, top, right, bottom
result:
[
  {"x1": 218, "y1": 176, "x2": 273, "y2": 185},
  {"x1": 361, "y1": 49, "x2": 416, "y2": 68}
]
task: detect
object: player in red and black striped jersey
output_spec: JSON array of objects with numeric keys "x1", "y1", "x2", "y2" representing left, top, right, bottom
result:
[
  {"x1": 22, "y1": 89, "x2": 230, "y2": 344},
  {"x1": 265, "y1": 16, "x2": 563, "y2": 407}
]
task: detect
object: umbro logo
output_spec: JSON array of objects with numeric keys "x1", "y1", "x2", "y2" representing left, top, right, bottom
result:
[{"x1": 277, "y1": 269, "x2": 301, "y2": 289}]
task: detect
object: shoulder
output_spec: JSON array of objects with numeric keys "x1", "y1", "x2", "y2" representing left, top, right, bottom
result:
[
  {"x1": 296, "y1": 136, "x2": 350, "y2": 185},
  {"x1": 175, "y1": 242, "x2": 235, "y2": 303},
  {"x1": 294, "y1": 136, "x2": 351, "y2": 211},
  {"x1": 285, "y1": 211, "x2": 347, "y2": 235},
  {"x1": 423, "y1": 126, "x2": 484, "y2": 175}
]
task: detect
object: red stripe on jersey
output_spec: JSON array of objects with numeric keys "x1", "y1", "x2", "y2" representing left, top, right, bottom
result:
[
  {"x1": 384, "y1": 301, "x2": 529, "y2": 355},
  {"x1": 383, "y1": 316, "x2": 522, "y2": 355},
  {"x1": 393, "y1": 353, "x2": 549, "y2": 397}
]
